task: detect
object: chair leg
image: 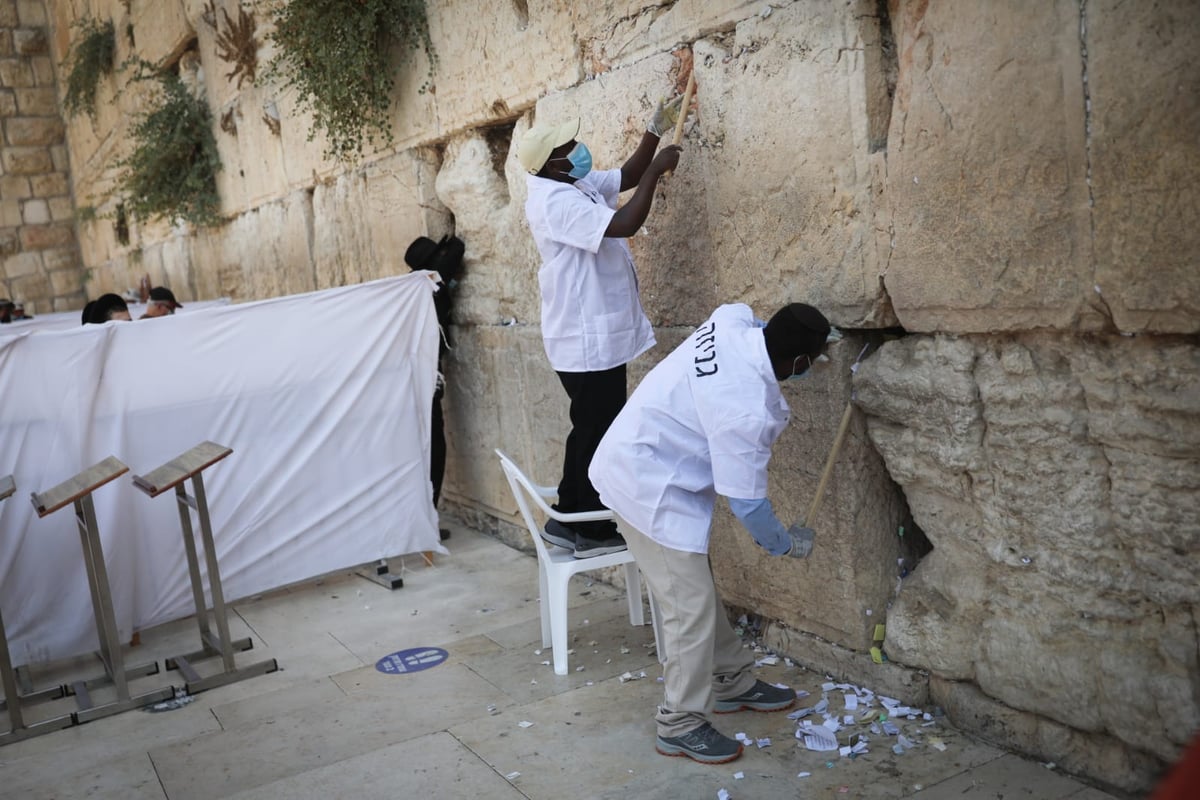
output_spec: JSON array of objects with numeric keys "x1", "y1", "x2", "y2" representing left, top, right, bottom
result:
[
  {"x1": 539, "y1": 560, "x2": 552, "y2": 649},
  {"x1": 548, "y1": 573, "x2": 571, "y2": 676},
  {"x1": 623, "y1": 562, "x2": 645, "y2": 627}
]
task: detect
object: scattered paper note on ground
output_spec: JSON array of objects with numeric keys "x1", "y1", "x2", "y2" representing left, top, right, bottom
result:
[{"x1": 802, "y1": 726, "x2": 839, "y2": 752}]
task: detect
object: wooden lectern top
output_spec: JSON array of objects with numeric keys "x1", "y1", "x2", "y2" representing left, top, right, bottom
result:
[
  {"x1": 131, "y1": 441, "x2": 233, "y2": 498},
  {"x1": 0, "y1": 474, "x2": 14, "y2": 502},
  {"x1": 30, "y1": 457, "x2": 129, "y2": 517}
]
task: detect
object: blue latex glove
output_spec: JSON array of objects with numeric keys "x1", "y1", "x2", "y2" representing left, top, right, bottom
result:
[{"x1": 730, "y1": 497, "x2": 815, "y2": 558}]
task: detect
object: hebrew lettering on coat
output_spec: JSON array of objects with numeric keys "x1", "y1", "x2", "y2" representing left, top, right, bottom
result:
[{"x1": 695, "y1": 363, "x2": 719, "y2": 377}]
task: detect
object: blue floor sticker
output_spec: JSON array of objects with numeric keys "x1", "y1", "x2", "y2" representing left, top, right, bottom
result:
[{"x1": 376, "y1": 647, "x2": 449, "y2": 674}]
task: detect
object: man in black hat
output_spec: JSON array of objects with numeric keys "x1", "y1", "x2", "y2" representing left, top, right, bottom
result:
[
  {"x1": 405, "y1": 234, "x2": 466, "y2": 530},
  {"x1": 141, "y1": 286, "x2": 183, "y2": 319},
  {"x1": 589, "y1": 301, "x2": 832, "y2": 765}
]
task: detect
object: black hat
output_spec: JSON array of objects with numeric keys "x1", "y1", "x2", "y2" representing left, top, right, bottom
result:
[
  {"x1": 764, "y1": 303, "x2": 831, "y2": 365},
  {"x1": 85, "y1": 293, "x2": 129, "y2": 324},
  {"x1": 148, "y1": 286, "x2": 182, "y2": 308},
  {"x1": 404, "y1": 236, "x2": 439, "y2": 270}
]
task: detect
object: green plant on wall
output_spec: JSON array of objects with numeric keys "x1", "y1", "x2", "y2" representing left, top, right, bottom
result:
[
  {"x1": 265, "y1": 0, "x2": 433, "y2": 161},
  {"x1": 62, "y1": 16, "x2": 116, "y2": 118},
  {"x1": 117, "y1": 63, "x2": 222, "y2": 227}
]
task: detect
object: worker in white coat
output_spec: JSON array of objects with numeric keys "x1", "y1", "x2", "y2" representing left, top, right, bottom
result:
[
  {"x1": 590, "y1": 301, "x2": 832, "y2": 764},
  {"x1": 516, "y1": 99, "x2": 683, "y2": 559}
]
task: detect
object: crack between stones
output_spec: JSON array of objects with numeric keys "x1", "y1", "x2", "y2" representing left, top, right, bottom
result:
[{"x1": 1079, "y1": 0, "x2": 1099, "y2": 290}]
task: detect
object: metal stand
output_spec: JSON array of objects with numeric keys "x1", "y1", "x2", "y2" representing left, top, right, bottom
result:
[
  {"x1": 131, "y1": 442, "x2": 277, "y2": 694},
  {"x1": 356, "y1": 559, "x2": 405, "y2": 590},
  {"x1": 30, "y1": 459, "x2": 174, "y2": 725},
  {"x1": 0, "y1": 475, "x2": 74, "y2": 745}
]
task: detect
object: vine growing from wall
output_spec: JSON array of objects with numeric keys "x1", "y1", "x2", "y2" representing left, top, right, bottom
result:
[
  {"x1": 62, "y1": 16, "x2": 116, "y2": 118},
  {"x1": 264, "y1": 0, "x2": 434, "y2": 161},
  {"x1": 116, "y1": 60, "x2": 222, "y2": 228}
]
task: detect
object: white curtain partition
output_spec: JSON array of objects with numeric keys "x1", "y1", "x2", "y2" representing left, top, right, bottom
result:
[{"x1": 0, "y1": 273, "x2": 445, "y2": 664}]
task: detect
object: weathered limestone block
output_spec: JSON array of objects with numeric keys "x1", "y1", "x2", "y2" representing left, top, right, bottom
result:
[
  {"x1": 932, "y1": 677, "x2": 1162, "y2": 795},
  {"x1": 2, "y1": 144, "x2": 51, "y2": 173},
  {"x1": 130, "y1": 0, "x2": 192, "y2": 67},
  {"x1": 2, "y1": 249, "x2": 40, "y2": 278},
  {"x1": 12, "y1": 26, "x2": 44, "y2": 55},
  {"x1": 4, "y1": 115, "x2": 62, "y2": 146},
  {"x1": 710, "y1": 336, "x2": 907, "y2": 650},
  {"x1": 441, "y1": 323, "x2": 567, "y2": 518},
  {"x1": 0, "y1": 89, "x2": 15, "y2": 115},
  {"x1": 210, "y1": 84, "x2": 290, "y2": 215},
  {"x1": 883, "y1": 0, "x2": 1092, "y2": 333},
  {"x1": 15, "y1": 1, "x2": 45, "y2": 27},
  {"x1": 0, "y1": 56, "x2": 33, "y2": 86},
  {"x1": 577, "y1": 0, "x2": 766, "y2": 73},
  {"x1": 854, "y1": 333, "x2": 1200, "y2": 767},
  {"x1": 210, "y1": 189, "x2": 315, "y2": 301},
  {"x1": 0, "y1": 1, "x2": 17, "y2": 28},
  {"x1": 688, "y1": 2, "x2": 893, "y2": 327},
  {"x1": 428, "y1": 0, "x2": 580, "y2": 131},
  {"x1": 1088, "y1": 0, "x2": 1200, "y2": 333},
  {"x1": 310, "y1": 149, "x2": 446, "y2": 290},
  {"x1": 436, "y1": 128, "x2": 538, "y2": 329},
  {"x1": 13, "y1": 85, "x2": 53, "y2": 114}
]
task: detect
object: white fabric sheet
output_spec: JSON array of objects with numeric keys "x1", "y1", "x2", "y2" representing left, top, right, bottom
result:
[{"x1": 0, "y1": 274, "x2": 444, "y2": 663}]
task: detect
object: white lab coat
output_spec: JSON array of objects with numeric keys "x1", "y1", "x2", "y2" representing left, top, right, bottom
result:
[
  {"x1": 524, "y1": 168, "x2": 655, "y2": 372},
  {"x1": 590, "y1": 304, "x2": 789, "y2": 553}
]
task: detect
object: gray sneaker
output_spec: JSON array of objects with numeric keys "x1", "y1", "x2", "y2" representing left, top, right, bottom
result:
[
  {"x1": 573, "y1": 531, "x2": 626, "y2": 559},
  {"x1": 540, "y1": 519, "x2": 575, "y2": 550},
  {"x1": 714, "y1": 679, "x2": 797, "y2": 713},
  {"x1": 656, "y1": 722, "x2": 743, "y2": 764}
]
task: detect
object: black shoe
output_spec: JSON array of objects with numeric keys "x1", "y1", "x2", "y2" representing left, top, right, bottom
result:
[
  {"x1": 656, "y1": 723, "x2": 743, "y2": 764},
  {"x1": 713, "y1": 679, "x2": 796, "y2": 713},
  {"x1": 541, "y1": 519, "x2": 576, "y2": 550},
  {"x1": 573, "y1": 530, "x2": 626, "y2": 559}
]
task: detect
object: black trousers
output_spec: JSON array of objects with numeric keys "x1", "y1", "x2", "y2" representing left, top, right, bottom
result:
[
  {"x1": 555, "y1": 364, "x2": 627, "y2": 524},
  {"x1": 431, "y1": 384, "x2": 446, "y2": 507}
]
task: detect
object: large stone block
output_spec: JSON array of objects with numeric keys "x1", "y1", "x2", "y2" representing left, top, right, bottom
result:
[
  {"x1": 0, "y1": 1, "x2": 17, "y2": 28},
  {"x1": 2, "y1": 249, "x2": 40, "y2": 277},
  {"x1": 15, "y1": 0, "x2": 45, "y2": 27},
  {"x1": 0, "y1": 57, "x2": 33, "y2": 87},
  {"x1": 577, "y1": 0, "x2": 766, "y2": 73},
  {"x1": 19, "y1": 222, "x2": 72, "y2": 249},
  {"x1": 9, "y1": 269, "x2": 49, "y2": 303},
  {"x1": 931, "y1": 677, "x2": 1162, "y2": 795},
  {"x1": 854, "y1": 332, "x2": 1200, "y2": 765},
  {"x1": 129, "y1": 0, "x2": 192, "y2": 67},
  {"x1": 436, "y1": 128, "x2": 537, "y2": 329},
  {"x1": 4, "y1": 115, "x2": 62, "y2": 146},
  {"x1": 441, "y1": 323, "x2": 568, "y2": 517},
  {"x1": 882, "y1": 0, "x2": 1092, "y2": 333},
  {"x1": 428, "y1": 0, "x2": 579, "y2": 132},
  {"x1": 13, "y1": 86, "x2": 55, "y2": 114},
  {"x1": 12, "y1": 26, "x2": 45, "y2": 55},
  {"x1": 20, "y1": 196, "x2": 47, "y2": 223},
  {"x1": 0, "y1": 174, "x2": 31, "y2": 199},
  {"x1": 211, "y1": 190, "x2": 315, "y2": 301},
  {"x1": 710, "y1": 335, "x2": 906, "y2": 650},
  {"x1": 0, "y1": 88, "x2": 15, "y2": 116},
  {"x1": 28, "y1": 170, "x2": 65, "y2": 196},
  {"x1": 1087, "y1": 0, "x2": 1200, "y2": 333}
]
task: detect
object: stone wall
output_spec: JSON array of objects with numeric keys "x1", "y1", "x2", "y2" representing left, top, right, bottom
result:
[
  {"x1": 0, "y1": 0, "x2": 82, "y2": 314},
  {"x1": 42, "y1": 0, "x2": 1200, "y2": 793}
]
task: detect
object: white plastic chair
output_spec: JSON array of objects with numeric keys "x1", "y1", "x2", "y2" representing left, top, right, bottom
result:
[{"x1": 496, "y1": 449, "x2": 658, "y2": 676}]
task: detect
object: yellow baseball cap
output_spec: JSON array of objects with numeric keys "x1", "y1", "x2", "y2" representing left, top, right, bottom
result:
[{"x1": 517, "y1": 118, "x2": 580, "y2": 174}]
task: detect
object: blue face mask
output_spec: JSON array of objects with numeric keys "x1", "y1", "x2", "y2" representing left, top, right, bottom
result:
[
  {"x1": 784, "y1": 354, "x2": 813, "y2": 382},
  {"x1": 556, "y1": 142, "x2": 592, "y2": 179}
]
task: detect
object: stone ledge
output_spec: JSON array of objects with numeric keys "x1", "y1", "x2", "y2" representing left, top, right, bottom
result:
[
  {"x1": 756, "y1": 617, "x2": 931, "y2": 709},
  {"x1": 931, "y1": 676, "x2": 1160, "y2": 797}
]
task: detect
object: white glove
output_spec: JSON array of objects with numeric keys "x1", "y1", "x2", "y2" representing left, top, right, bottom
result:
[
  {"x1": 785, "y1": 525, "x2": 815, "y2": 559},
  {"x1": 647, "y1": 95, "x2": 684, "y2": 137}
]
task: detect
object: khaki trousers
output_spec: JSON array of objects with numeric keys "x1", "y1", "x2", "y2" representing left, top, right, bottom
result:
[{"x1": 618, "y1": 515, "x2": 756, "y2": 738}]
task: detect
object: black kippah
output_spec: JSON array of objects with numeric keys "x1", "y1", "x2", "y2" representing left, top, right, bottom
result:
[{"x1": 764, "y1": 303, "x2": 831, "y2": 363}]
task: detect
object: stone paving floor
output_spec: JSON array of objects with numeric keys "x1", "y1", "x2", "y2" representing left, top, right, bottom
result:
[{"x1": 0, "y1": 520, "x2": 1124, "y2": 799}]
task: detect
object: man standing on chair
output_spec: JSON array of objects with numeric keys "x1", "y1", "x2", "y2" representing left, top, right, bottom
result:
[
  {"x1": 516, "y1": 99, "x2": 683, "y2": 559},
  {"x1": 590, "y1": 301, "x2": 832, "y2": 764}
]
